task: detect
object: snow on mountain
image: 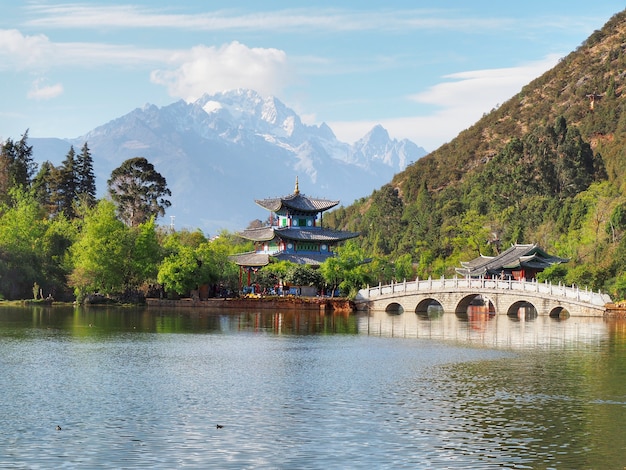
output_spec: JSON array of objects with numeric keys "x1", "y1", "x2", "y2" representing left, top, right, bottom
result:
[{"x1": 30, "y1": 89, "x2": 427, "y2": 235}]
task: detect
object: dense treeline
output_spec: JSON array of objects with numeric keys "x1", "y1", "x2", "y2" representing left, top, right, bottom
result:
[
  {"x1": 0, "y1": 132, "x2": 254, "y2": 302},
  {"x1": 324, "y1": 9, "x2": 626, "y2": 300},
  {"x1": 0, "y1": 132, "x2": 393, "y2": 302}
]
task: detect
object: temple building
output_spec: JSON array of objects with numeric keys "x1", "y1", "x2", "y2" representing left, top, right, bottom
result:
[
  {"x1": 455, "y1": 243, "x2": 568, "y2": 280},
  {"x1": 230, "y1": 178, "x2": 359, "y2": 289}
]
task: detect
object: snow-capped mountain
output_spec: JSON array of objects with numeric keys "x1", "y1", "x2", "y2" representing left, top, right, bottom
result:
[{"x1": 30, "y1": 89, "x2": 427, "y2": 235}]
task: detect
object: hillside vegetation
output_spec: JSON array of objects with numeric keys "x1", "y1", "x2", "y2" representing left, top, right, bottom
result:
[{"x1": 325, "y1": 9, "x2": 626, "y2": 299}]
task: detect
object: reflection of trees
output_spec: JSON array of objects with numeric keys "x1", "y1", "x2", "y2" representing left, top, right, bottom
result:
[{"x1": 8, "y1": 306, "x2": 360, "y2": 336}]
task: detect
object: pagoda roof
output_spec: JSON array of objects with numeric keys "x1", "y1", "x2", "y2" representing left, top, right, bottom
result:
[
  {"x1": 456, "y1": 243, "x2": 568, "y2": 277},
  {"x1": 238, "y1": 226, "x2": 275, "y2": 242},
  {"x1": 238, "y1": 226, "x2": 359, "y2": 243},
  {"x1": 228, "y1": 252, "x2": 270, "y2": 267},
  {"x1": 273, "y1": 252, "x2": 334, "y2": 265},
  {"x1": 255, "y1": 192, "x2": 339, "y2": 214},
  {"x1": 255, "y1": 177, "x2": 339, "y2": 214},
  {"x1": 275, "y1": 227, "x2": 359, "y2": 242},
  {"x1": 229, "y1": 250, "x2": 334, "y2": 267}
]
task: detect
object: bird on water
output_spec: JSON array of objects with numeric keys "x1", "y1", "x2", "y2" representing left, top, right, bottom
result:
[
  {"x1": 216, "y1": 424, "x2": 223, "y2": 429},
  {"x1": 56, "y1": 425, "x2": 62, "y2": 431}
]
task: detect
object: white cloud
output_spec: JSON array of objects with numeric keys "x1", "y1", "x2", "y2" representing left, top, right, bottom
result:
[
  {"x1": 0, "y1": 29, "x2": 51, "y2": 68},
  {"x1": 150, "y1": 41, "x2": 292, "y2": 102},
  {"x1": 0, "y1": 28, "x2": 169, "y2": 69},
  {"x1": 329, "y1": 55, "x2": 561, "y2": 150},
  {"x1": 27, "y1": 79, "x2": 63, "y2": 100}
]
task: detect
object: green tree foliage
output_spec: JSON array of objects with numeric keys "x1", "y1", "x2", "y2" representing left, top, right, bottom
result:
[
  {"x1": 51, "y1": 146, "x2": 79, "y2": 218},
  {"x1": 68, "y1": 200, "x2": 132, "y2": 301},
  {"x1": 284, "y1": 264, "x2": 324, "y2": 289},
  {"x1": 0, "y1": 130, "x2": 36, "y2": 202},
  {"x1": 40, "y1": 214, "x2": 76, "y2": 299},
  {"x1": 157, "y1": 245, "x2": 199, "y2": 296},
  {"x1": 157, "y1": 231, "x2": 239, "y2": 297},
  {"x1": 129, "y1": 217, "x2": 162, "y2": 287},
  {"x1": 0, "y1": 190, "x2": 47, "y2": 299},
  {"x1": 108, "y1": 157, "x2": 171, "y2": 227},
  {"x1": 320, "y1": 241, "x2": 373, "y2": 298},
  {"x1": 360, "y1": 184, "x2": 405, "y2": 256},
  {"x1": 75, "y1": 142, "x2": 97, "y2": 208},
  {"x1": 32, "y1": 161, "x2": 56, "y2": 215}
]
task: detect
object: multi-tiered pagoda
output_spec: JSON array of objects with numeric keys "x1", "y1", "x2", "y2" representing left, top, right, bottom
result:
[{"x1": 231, "y1": 178, "x2": 359, "y2": 288}]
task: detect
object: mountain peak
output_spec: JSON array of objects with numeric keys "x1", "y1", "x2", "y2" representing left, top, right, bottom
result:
[{"x1": 31, "y1": 88, "x2": 426, "y2": 234}]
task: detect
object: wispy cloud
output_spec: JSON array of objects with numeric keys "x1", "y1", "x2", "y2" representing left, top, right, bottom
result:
[
  {"x1": 27, "y1": 78, "x2": 63, "y2": 100},
  {"x1": 21, "y1": 4, "x2": 537, "y2": 33},
  {"x1": 408, "y1": 54, "x2": 561, "y2": 112},
  {"x1": 330, "y1": 55, "x2": 561, "y2": 150},
  {"x1": 0, "y1": 28, "x2": 183, "y2": 69}
]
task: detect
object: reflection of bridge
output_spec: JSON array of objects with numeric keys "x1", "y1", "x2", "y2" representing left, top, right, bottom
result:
[
  {"x1": 355, "y1": 277, "x2": 612, "y2": 317},
  {"x1": 358, "y1": 310, "x2": 609, "y2": 349}
]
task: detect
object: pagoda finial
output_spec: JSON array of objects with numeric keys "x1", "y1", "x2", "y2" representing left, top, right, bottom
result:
[{"x1": 294, "y1": 176, "x2": 300, "y2": 195}]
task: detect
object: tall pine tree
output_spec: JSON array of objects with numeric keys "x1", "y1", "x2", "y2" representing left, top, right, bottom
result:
[
  {"x1": 0, "y1": 130, "x2": 36, "y2": 203},
  {"x1": 51, "y1": 146, "x2": 78, "y2": 219},
  {"x1": 76, "y1": 142, "x2": 96, "y2": 208}
]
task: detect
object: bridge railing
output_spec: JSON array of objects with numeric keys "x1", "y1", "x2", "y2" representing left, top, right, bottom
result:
[{"x1": 356, "y1": 277, "x2": 612, "y2": 307}]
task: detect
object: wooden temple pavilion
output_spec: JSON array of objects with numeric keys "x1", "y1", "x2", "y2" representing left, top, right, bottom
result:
[
  {"x1": 455, "y1": 243, "x2": 568, "y2": 280},
  {"x1": 230, "y1": 178, "x2": 360, "y2": 290}
]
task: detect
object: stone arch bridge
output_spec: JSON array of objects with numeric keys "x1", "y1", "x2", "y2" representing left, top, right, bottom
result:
[{"x1": 355, "y1": 277, "x2": 611, "y2": 317}]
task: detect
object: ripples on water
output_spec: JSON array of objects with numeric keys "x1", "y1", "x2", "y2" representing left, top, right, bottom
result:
[{"x1": 0, "y1": 306, "x2": 625, "y2": 469}]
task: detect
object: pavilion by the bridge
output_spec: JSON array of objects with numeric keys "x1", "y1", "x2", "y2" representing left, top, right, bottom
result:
[
  {"x1": 456, "y1": 243, "x2": 568, "y2": 280},
  {"x1": 230, "y1": 178, "x2": 359, "y2": 291}
]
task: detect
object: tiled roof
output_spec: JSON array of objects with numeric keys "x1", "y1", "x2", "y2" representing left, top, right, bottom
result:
[
  {"x1": 228, "y1": 252, "x2": 270, "y2": 267},
  {"x1": 238, "y1": 226, "x2": 360, "y2": 242},
  {"x1": 273, "y1": 252, "x2": 334, "y2": 265},
  {"x1": 237, "y1": 226, "x2": 275, "y2": 242},
  {"x1": 255, "y1": 193, "x2": 339, "y2": 213},
  {"x1": 275, "y1": 227, "x2": 359, "y2": 242},
  {"x1": 456, "y1": 243, "x2": 568, "y2": 277},
  {"x1": 229, "y1": 250, "x2": 334, "y2": 267}
]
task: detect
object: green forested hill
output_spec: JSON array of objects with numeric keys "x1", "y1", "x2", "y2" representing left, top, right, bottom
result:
[{"x1": 325, "y1": 8, "x2": 626, "y2": 298}]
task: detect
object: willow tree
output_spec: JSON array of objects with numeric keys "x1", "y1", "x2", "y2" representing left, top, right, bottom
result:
[{"x1": 108, "y1": 157, "x2": 171, "y2": 227}]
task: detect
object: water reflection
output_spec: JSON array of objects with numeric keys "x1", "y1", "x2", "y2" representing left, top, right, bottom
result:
[
  {"x1": 360, "y1": 307, "x2": 608, "y2": 349},
  {"x1": 0, "y1": 306, "x2": 610, "y2": 350},
  {"x1": 1, "y1": 306, "x2": 626, "y2": 469},
  {"x1": 1, "y1": 306, "x2": 360, "y2": 337}
]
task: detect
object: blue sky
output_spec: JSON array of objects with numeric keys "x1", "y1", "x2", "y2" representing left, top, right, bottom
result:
[{"x1": 1, "y1": 1, "x2": 625, "y2": 152}]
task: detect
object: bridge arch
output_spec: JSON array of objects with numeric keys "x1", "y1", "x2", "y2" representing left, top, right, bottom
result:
[
  {"x1": 549, "y1": 306, "x2": 570, "y2": 320},
  {"x1": 455, "y1": 294, "x2": 495, "y2": 315},
  {"x1": 506, "y1": 300, "x2": 538, "y2": 320},
  {"x1": 385, "y1": 302, "x2": 404, "y2": 314},
  {"x1": 414, "y1": 297, "x2": 443, "y2": 314}
]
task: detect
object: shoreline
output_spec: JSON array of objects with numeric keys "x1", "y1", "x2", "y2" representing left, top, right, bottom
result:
[{"x1": 145, "y1": 296, "x2": 356, "y2": 312}]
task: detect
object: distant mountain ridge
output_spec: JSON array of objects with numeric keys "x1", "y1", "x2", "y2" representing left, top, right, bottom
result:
[{"x1": 30, "y1": 89, "x2": 426, "y2": 234}]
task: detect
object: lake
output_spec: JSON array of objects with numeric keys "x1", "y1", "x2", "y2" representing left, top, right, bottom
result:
[{"x1": 0, "y1": 305, "x2": 624, "y2": 469}]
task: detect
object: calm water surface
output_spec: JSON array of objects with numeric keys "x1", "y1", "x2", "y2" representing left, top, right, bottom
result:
[{"x1": 0, "y1": 306, "x2": 625, "y2": 469}]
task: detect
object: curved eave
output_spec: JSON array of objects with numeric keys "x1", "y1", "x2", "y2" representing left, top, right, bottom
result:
[
  {"x1": 255, "y1": 193, "x2": 339, "y2": 213},
  {"x1": 274, "y1": 227, "x2": 360, "y2": 242},
  {"x1": 456, "y1": 267, "x2": 487, "y2": 277},
  {"x1": 237, "y1": 226, "x2": 276, "y2": 242},
  {"x1": 229, "y1": 252, "x2": 270, "y2": 267},
  {"x1": 272, "y1": 252, "x2": 334, "y2": 265}
]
